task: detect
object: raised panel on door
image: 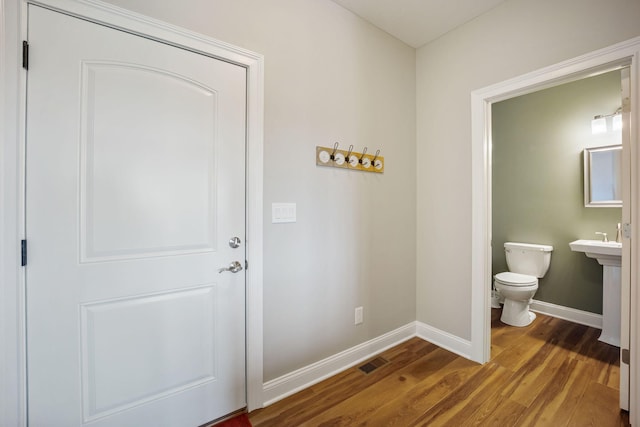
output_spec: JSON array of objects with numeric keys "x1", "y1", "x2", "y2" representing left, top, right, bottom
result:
[
  {"x1": 26, "y1": 5, "x2": 247, "y2": 426},
  {"x1": 80, "y1": 62, "x2": 219, "y2": 262},
  {"x1": 80, "y1": 286, "x2": 217, "y2": 421}
]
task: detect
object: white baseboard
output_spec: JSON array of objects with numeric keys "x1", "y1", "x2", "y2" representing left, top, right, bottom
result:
[
  {"x1": 262, "y1": 322, "x2": 416, "y2": 406},
  {"x1": 530, "y1": 299, "x2": 602, "y2": 329},
  {"x1": 260, "y1": 303, "x2": 600, "y2": 408},
  {"x1": 415, "y1": 321, "x2": 473, "y2": 360}
]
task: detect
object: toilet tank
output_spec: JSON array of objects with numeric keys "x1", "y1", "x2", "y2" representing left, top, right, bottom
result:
[{"x1": 504, "y1": 242, "x2": 553, "y2": 278}]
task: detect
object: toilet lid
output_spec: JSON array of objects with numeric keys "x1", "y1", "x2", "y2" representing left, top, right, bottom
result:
[{"x1": 495, "y1": 272, "x2": 537, "y2": 286}]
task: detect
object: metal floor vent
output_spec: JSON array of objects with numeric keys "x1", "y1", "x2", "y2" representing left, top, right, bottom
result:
[{"x1": 358, "y1": 357, "x2": 389, "y2": 374}]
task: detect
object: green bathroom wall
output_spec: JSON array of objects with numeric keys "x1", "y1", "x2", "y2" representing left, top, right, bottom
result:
[{"x1": 492, "y1": 70, "x2": 622, "y2": 314}]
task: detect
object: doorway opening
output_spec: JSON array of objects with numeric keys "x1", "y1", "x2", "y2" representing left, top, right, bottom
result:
[
  {"x1": 489, "y1": 67, "x2": 629, "y2": 410},
  {"x1": 491, "y1": 69, "x2": 624, "y2": 326},
  {"x1": 470, "y1": 37, "x2": 640, "y2": 419}
]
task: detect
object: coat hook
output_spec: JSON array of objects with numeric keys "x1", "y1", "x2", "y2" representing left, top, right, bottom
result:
[
  {"x1": 345, "y1": 144, "x2": 354, "y2": 158},
  {"x1": 330, "y1": 142, "x2": 339, "y2": 160},
  {"x1": 346, "y1": 144, "x2": 357, "y2": 167},
  {"x1": 358, "y1": 147, "x2": 368, "y2": 164},
  {"x1": 371, "y1": 149, "x2": 380, "y2": 163},
  {"x1": 372, "y1": 149, "x2": 382, "y2": 170}
]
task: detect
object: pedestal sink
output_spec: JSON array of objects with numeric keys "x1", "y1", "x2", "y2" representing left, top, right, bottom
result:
[{"x1": 569, "y1": 239, "x2": 621, "y2": 347}]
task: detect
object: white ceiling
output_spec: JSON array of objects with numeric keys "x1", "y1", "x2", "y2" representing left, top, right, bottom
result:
[{"x1": 330, "y1": 0, "x2": 507, "y2": 48}]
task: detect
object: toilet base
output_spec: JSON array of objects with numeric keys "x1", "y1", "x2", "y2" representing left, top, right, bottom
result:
[
  {"x1": 501, "y1": 298, "x2": 536, "y2": 327},
  {"x1": 490, "y1": 289, "x2": 502, "y2": 308}
]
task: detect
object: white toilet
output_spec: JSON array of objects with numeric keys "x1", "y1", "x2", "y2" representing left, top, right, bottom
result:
[{"x1": 494, "y1": 242, "x2": 553, "y2": 327}]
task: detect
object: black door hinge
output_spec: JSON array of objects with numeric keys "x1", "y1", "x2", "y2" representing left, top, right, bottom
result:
[
  {"x1": 22, "y1": 41, "x2": 29, "y2": 70},
  {"x1": 21, "y1": 240, "x2": 27, "y2": 266},
  {"x1": 622, "y1": 348, "x2": 630, "y2": 365},
  {"x1": 245, "y1": 260, "x2": 249, "y2": 270}
]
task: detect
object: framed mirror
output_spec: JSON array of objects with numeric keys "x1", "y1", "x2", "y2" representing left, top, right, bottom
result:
[{"x1": 584, "y1": 145, "x2": 622, "y2": 207}]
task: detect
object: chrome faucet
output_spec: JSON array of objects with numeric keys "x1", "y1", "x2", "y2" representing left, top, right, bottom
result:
[{"x1": 595, "y1": 232, "x2": 608, "y2": 242}]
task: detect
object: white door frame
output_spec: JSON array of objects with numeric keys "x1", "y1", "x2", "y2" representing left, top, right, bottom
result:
[
  {"x1": 471, "y1": 37, "x2": 640, "y2": 424},
  {"x1": 0, "y1": 1, "x2": 264, "y2": 425}
]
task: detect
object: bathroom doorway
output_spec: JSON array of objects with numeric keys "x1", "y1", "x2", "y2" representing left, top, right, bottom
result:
[
  {"x1": 490, "y1": 67, "x2": 629, "y2": 408},
  {"x1": 491, "y1": 69, "x2": 623, "y2": 321},
  {"x1": 470, "y1": 38, "x2": 640, "y2": 416}
]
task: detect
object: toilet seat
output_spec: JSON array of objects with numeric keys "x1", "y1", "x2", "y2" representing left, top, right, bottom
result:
[{"x1": 495, "y1": 272, "x2": 537, "y2": 287}]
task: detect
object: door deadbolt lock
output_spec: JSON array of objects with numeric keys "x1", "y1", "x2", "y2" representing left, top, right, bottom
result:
[{"x1": 229, "y1": 237, "x2": 241, "y2": 248}]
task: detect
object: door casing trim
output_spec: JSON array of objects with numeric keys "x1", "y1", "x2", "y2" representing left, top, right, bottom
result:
[{"x1": 1, "y1": 1, "x2": 264, "y2": 424}]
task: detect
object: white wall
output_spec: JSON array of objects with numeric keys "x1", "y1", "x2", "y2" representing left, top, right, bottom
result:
[
  {"x1": 100, "y1": 0, "x2": 417, "y2": 381},
  {"x1": 416, "y1": 0, "x2": 640, "y2": 339}
]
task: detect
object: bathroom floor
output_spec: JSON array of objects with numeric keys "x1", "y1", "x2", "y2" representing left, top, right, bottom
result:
[{"x1": 249, "y1": 310, "x2": 628, "y2": 426}]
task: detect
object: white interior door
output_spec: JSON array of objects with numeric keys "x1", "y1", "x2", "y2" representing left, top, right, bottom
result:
[{"x1": 26, "y1": 5, "x2": 247, "y2": 426}]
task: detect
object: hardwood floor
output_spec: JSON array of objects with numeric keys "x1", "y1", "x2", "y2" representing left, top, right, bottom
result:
[{"x1": 249, "y1": 310, "x2": 629, "y2": 426}]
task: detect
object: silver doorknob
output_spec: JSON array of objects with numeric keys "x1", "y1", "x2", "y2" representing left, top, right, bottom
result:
[{"x1": 218, "y1": 261, "x2": 243, "y2": 274}]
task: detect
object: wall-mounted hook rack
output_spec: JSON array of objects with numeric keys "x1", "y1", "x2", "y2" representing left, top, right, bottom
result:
[{"x1": 316, "y1": 145, "x2": 384, "y2": 173}]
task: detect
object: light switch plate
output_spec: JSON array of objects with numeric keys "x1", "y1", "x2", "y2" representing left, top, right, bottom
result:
[
  {"x1": 355, "y1": 306, "x2": 363, "y2": 325},
  {"x1": 272, "y1": 203, "x2": 296, "y2": 223}
]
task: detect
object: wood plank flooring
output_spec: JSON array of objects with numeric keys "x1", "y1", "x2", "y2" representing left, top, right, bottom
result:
[{"x1": 249, "y1": 310, "x2": 629, "y2": 426}]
